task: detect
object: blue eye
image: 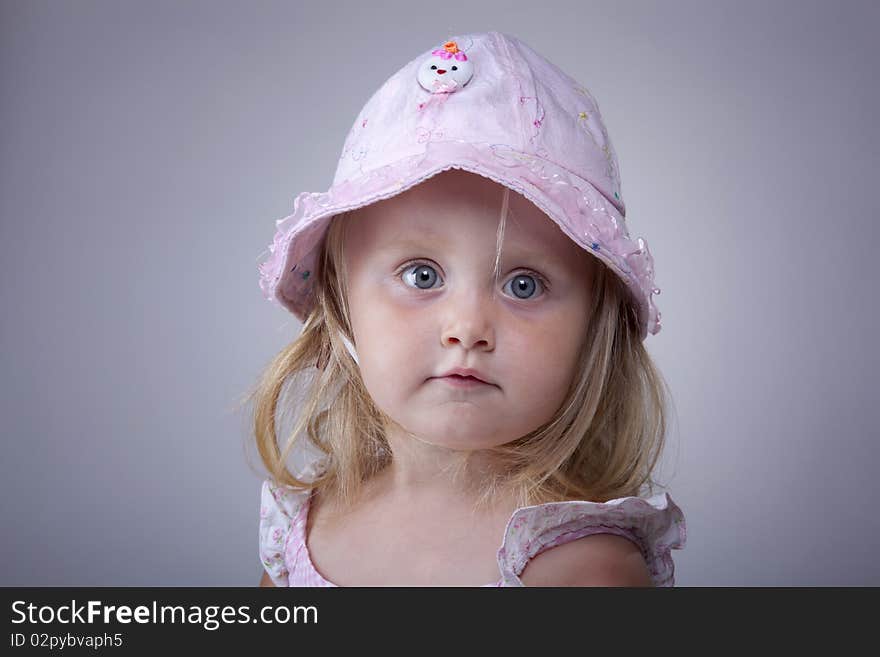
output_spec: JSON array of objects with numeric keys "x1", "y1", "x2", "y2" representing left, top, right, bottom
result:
[
  {"x1": 506, "y1": 273, "x2": 542, "y2": 299},
  {"x1": 402, "y1": 263, "x2": 440, "y2": 289},
  {"x1": 399, "y1": 261, "x2": 548, "y2": 299}
]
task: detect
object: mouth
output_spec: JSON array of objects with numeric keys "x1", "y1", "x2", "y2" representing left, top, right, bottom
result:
[{"x1": 432, "y1": 374, "x2": 495, "y2": 388}]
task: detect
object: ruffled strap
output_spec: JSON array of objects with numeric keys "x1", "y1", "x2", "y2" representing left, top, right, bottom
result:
[
  {"x1": 258, "y1": 479, "x2": 311, "y2": 586},
  {"x1": 497, "y1": 492, "x2": 687, "y2": 587}
]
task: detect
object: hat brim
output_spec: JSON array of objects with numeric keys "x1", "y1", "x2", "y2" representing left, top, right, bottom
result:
[{"x1": 259, "y1": 140, "x2": 660, "y2": 339}]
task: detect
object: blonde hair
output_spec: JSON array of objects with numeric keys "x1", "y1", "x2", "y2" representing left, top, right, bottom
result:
[{"x1": 243, "y1": 184, "x2": 672, "y2": 514}]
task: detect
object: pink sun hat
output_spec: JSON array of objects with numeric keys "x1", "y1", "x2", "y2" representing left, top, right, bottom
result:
[{"x1": 258, "y1": 31, "x2": 662, "y2": 339}]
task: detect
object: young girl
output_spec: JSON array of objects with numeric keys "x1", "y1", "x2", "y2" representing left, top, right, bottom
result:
[{"x1": 249, "y1": 32, "x2": 686, "y2": 587}]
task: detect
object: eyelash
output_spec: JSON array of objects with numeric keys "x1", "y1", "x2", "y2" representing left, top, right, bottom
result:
[{"x1": 396, "y1": 260, "x2": 551, "y2": 297}]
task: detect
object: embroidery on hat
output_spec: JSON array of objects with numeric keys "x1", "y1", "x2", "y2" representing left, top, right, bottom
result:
[
  {"x1": 599, "y1": 141, "x2": 620, "y2": 200},
  {"x1": 574, "y1": 86, "x2": 623, "y2": 203},
  {"x1": 341, "y1": 114, "x2": 371, "y2": 165},
  {"x1": 576, "y1": 107, "x2": 604, "y2": 149},
  {"x1": 415, "y1": 122, "x2": 445, "y2": 144},
  {"x1": 519, "y1": 94, "x2": 545, "y2": 146},
  {"x1": 577, "y1": 108, "x2": 599, "y2": 145},
  {"x1": 574, "y1": 84, "x2": 598, "y2": 106}
]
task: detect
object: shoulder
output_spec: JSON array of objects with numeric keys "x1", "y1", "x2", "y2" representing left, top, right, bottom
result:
[
  {"x1": 498, "y1": 492, "x2": 688, "y2": 587},
  {"x1": 520, "y1": 533, "x2": 653, "y2": 587}
]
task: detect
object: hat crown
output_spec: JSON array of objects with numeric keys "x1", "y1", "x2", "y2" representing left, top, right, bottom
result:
[{"x1": 332, "y1": 31, "x2": 625, "y2": 217}]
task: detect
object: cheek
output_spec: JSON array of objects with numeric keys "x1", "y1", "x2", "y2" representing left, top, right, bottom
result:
[
  {"x1": 348, "y1": 291, "x2": 434, "y2": 397},
  {"x1": 504, "y1": 309, "x2": 586, "y2": 396}
]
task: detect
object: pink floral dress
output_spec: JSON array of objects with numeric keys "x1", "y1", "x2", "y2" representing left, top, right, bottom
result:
[{"x1": 259, "y1": 466, "x2": 686, "y2": 587}]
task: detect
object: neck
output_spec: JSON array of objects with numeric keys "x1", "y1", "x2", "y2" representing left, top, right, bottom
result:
[{"x1": 373, "y1": 421, "x2": 515, "y2": 510}]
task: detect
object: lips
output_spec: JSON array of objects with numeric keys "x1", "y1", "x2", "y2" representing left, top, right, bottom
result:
[
  {"x1": 440, "y1": 367, "x2": 492, "y2": 383},
  {"x1": 434, "y1": 367, "x2": 494, "y2": 386},
  {"x1": 434, "y1": 374, "x2": 494, "y2": 389}
]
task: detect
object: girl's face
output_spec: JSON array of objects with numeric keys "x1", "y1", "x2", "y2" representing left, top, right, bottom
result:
[{"x1": 342, "y1": 169, "x2": 595, "y2": 451}]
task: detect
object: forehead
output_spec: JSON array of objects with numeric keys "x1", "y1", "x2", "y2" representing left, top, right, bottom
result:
[{"x1": 345, "y1": 169, "x2": 579, "y2": 256}]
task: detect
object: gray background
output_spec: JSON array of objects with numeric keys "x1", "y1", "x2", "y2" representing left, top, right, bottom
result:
[{"x1": 2, "y1": 0, "x2": 877, "y2": 586}]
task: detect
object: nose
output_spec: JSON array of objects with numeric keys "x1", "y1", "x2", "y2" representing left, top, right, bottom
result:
[
  {"x1": 437, "y1": 69, "x2": 446, "y2": 74},
  {"x1": 440, "y1": 288, "x2": 495, "y2": 352}
]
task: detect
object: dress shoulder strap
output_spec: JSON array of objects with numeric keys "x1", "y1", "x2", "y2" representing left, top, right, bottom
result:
[{"x1": 496, "y1": 492, "x2": 687, "y2": 587}]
